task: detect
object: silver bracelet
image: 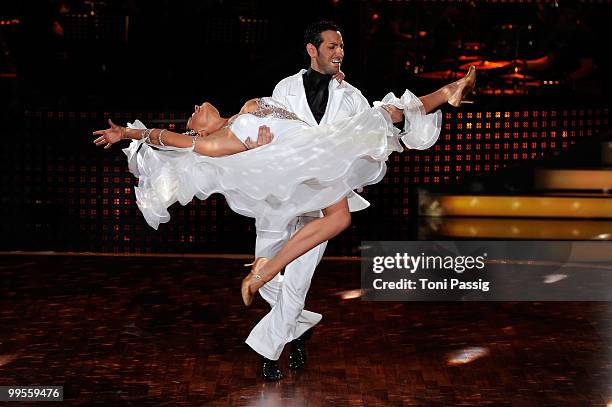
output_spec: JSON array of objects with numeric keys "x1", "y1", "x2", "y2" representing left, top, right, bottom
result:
[
  {"x1": 158, "y1": 129, "x2": 167, "y2": 146},
  {"x1": 142, "y1": 128, "x2": 153, "y2": 143}
]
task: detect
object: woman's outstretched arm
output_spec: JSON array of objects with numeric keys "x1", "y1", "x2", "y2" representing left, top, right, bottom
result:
[{"x1": 93, "y1": 119, "x2": 247, "y2": 157}]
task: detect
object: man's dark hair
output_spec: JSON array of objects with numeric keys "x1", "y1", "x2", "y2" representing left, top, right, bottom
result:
[{"x1": 303, "y1": 20, "x2": 341, "y2": 51}]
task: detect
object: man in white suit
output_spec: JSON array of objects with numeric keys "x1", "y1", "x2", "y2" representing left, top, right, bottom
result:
[{"x1": 245, "y1": 21, "x2": 372, "y2": 381}]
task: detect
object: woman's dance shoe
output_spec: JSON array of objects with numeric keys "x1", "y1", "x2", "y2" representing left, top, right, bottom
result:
[
  {"x1": 241, "y1": 257, "x2": 269, "y2": 306},
  {"x1": 448, "y1": 65, "x2": 476, "y2": 107}
]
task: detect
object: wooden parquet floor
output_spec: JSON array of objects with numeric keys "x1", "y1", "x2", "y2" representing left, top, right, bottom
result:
[{"x1": 0, "y1": 255, "x2": 610, "y2": 406}]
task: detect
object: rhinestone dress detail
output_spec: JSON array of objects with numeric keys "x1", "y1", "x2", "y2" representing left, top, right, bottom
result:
[{"x1": 226, "y1": 98, "x2": 304, "y2": 129}]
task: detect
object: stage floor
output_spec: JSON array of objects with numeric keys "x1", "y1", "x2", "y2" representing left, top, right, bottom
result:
[{"x1": 0, "y1": 254, "x2": 610, "y2": 406}]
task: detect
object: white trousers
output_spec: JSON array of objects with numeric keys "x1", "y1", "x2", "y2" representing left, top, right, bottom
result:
[{"x1": 245, "y1": 216, "x2": 327, "y2": 360}]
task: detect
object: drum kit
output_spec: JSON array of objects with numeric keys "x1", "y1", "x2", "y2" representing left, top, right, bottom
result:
[
  {"x1": 414, "y1": 24, "x2": 561, "y2": 97},
  {"x1": 415, "y1": 56, "x2": 547, "y2": 96}
]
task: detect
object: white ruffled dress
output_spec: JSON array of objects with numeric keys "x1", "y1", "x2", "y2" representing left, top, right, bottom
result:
[{"x1": 122, "y1": 90, "x2": 441, "y2": 231}]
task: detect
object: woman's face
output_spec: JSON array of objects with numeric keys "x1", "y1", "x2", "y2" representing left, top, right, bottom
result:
[{"x1": 187, "y1": 102, "x2": 221, "y2": 133}]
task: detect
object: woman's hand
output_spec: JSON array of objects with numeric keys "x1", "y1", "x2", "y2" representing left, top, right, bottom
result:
[
  {"x1": 93, "y1": 119, "x2": 126, "y2": 149},
  {"x1": 244, "y1": 125, "x2": 274, "y2": 150}
]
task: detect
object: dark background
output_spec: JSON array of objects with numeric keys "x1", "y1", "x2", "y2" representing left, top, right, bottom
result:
[
  {"x1": 3, "y1": 0, "x2": 609, "y2": 114},
  {"x1": 0, "y1": 0, "x2": 610, "y2": 254}
]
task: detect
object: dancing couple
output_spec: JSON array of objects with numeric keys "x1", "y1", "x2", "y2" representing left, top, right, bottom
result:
[{"x1": 93, "y1": 21, "x2": 476, "y2": 381}]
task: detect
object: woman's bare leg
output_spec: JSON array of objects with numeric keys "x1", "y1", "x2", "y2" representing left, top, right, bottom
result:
[
  {"x1": 247, "y1": 198, "x2": 351, "y2": 293},
  {"x1": 419, "y1": 88, "x2": 452, "y2": 114},
  {"x1": 419, "y1": 66, "x2": 476, "y2": 113}
]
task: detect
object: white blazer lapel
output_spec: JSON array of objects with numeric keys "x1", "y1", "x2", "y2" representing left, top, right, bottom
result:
[
  {"x1": 287, "y1": 70, "x2": 318, "y2": 126},
  {"x1": 321, "y1": 80, "x2": 345, "y2": 125}
]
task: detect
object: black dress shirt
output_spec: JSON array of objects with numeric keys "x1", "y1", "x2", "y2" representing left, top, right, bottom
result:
[{"x1": 303, "y1": 68, "x2": 333, "y2": 124}]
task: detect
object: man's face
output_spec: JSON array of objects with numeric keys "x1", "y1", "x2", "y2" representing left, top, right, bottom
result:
[{"x1": 309, "y1": 30, "x2": 344, "y2": 75}]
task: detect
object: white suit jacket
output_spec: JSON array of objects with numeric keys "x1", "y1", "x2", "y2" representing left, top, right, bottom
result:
[{"x1": 272, "y1": 69, "x2": 372, "y2": 214}]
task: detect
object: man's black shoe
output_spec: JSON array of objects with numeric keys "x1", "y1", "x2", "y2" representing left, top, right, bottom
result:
[
  {"x1": 288, "y1": 329, "x2": 313, "y2": 371},
  {"x1": 261, "y1": 357, "x2": 283, "y2": 381}
]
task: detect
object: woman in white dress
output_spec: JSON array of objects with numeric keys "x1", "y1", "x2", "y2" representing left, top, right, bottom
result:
[{"x1": 93, "y1": 66, "x2": 476, "y2": 306}]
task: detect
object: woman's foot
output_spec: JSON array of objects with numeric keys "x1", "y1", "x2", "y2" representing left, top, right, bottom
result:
[
  {"x1": 241, "y1": 257, "x2": 269, "y2": 306},
  {"x1": 447, "y1": 65, "x2": 476, "y2": 107}
]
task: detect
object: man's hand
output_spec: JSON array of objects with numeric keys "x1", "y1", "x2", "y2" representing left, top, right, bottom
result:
[
  {"x1": 382, "y1": 105, "x2": 404, "y2": 124},
  {"x1": 244, "y1": 125, "x2": 274, "y2": 149}
]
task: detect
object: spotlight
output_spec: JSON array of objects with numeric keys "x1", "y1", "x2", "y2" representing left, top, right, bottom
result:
[
  {"x1": 543, "y1": 274, "x2": 568, "y2": 284},
  {"x1": 337, "y1": 289, "x2": 363, "y2": 300},
  {"x1": 447, "y1": 347, "x2": 489, "y2": 366}
]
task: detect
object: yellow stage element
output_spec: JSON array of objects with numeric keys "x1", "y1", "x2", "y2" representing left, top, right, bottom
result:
[
  {"x1": 422, "y1": 217, "x2": 612, "y2": 239},
  {"x1": 421, "y1": 195, "x2": 612, "y2": 218},
  {"x1": 535, "y1": 168, "x2": 612, "y2": 191}
]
